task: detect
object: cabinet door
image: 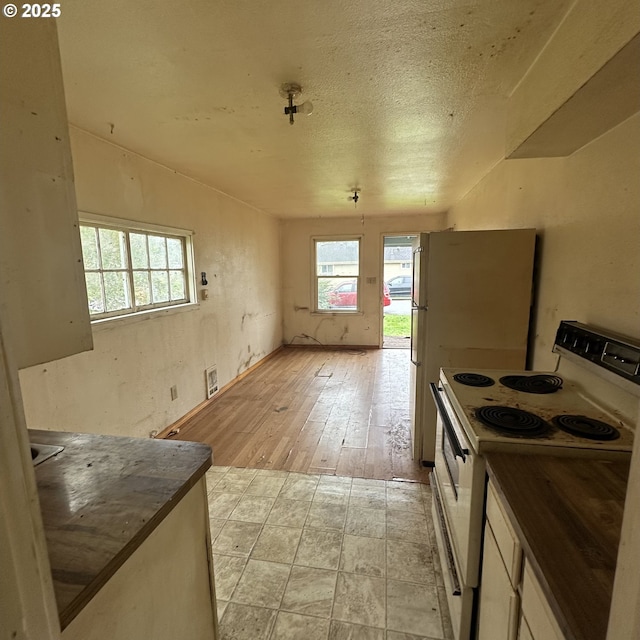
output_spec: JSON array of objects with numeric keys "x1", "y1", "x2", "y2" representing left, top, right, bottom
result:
[
  {"x1": 478, "y1": 522, "x2": 520, "y2": 640},
  {"x1": 520, "y1": 561, "x2": 565, "y2": 640},
  {"x1": 1, "y1": 18, "x2": 93, "y2": 368},
  {"x1": 486, "y1": 481, "x2": 522, "y2": 586}
]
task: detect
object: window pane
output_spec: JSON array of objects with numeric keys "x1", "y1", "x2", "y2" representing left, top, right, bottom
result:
[
  {"x1": 151, "y1": 271, "x2": 169, "y2": 303},
  {"x1": 317, "y1": 277, "x2": 333, "y2": 310},
  {"x1": 133, "y1": 271, "x2": 151, "y2": 306},
  {"x1": 167, "y1": 238, "x2": 184, "y2": 268},
  {"x1": 80, "y1": 226, "x2": 99, "y2": 269},
  {"x1": 81, "y1": 219, "x2": 193, "y2": 320},
  {"x1": 169, "y1": 270, "x2": 185, "y2": 300},
  {"x1": 332, "y1": 278, "x2": 357, "y2": 309},
  {"x1": 316, "y1": 240, "x2": 359, "y2": 277},
  {"x1": 103, "y1": 271, "x2": 131, "y2": 312},
  {"x1": 316, "y1": 277, "x2": 358, "y2": 311},
  {"x1": 99, "y1": 228, "x2": 127, "y2": 269},
  {"x1": 130, "y1": 233, "x2": 149, "y2": 269},
  {"x1": 84, "y1": 272, "x2": 104, "y2": 314},
  {"x1": 148, "y1": 235, "x2": 167, "y2": 269}
]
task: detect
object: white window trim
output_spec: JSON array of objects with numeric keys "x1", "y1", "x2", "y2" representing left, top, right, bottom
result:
[
  {"x1": 312, "y1": 235, "x2": 362, "y2": 314},
  {"x1": 90, "y1": 301, "x2": 200, "y2": 332},
  {"x1": 79, "y1": 211, "x2": 198, "y2": 323}
]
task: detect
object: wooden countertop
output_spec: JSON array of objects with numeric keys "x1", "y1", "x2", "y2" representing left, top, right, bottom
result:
[
  {"x1": 30, "y1": 429, "x2": 212, "y2": 630},
  {"x1": 485, "y1": 453, "x2": 630, "y2": 640}
]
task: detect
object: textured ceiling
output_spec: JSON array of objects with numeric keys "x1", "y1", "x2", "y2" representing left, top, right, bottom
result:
[{"x1": 57, "y1": 0, "x2": 571, "y2": 219}]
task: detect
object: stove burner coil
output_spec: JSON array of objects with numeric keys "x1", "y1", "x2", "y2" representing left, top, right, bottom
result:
[
  {"x1": 475, "y1": 406, "x2": 551, "y2": 437},
  {"x1": 499, "y1": 374, "x2": 563, "y2": 394},
  {"x1": 552, "y1": 415, "x2": 620, "y2": 441},
  {"x1": 453, "y1": 373, "x2": 495, "y2": 387}
]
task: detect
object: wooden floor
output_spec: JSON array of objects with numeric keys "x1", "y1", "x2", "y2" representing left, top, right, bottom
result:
[{"x1": 171, "y1": 347, "x2": 431, "y2": 482}]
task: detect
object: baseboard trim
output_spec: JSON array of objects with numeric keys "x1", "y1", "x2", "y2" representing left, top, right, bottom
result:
[
  {"x1": 158, "y1": 346, "x2": 284, "y2": 439},
  {"x1": 284, "y1": 343, "x2": 379, "y2": 350}
]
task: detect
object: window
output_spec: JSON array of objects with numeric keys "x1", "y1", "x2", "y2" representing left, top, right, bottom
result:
[
  {"x1": 79, "y1": 215, "x2": 195, "y2": 320},
  {"x1": 401, "y1": 262, "x2": 411, "y2": 269},
  {"x1": 314, "y1": 238, "x2": 360, "y2": 312}
]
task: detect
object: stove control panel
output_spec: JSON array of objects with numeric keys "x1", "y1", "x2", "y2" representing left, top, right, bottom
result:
[{"x1": 554, "y1": 321, "x2": 640, "y2": 388}]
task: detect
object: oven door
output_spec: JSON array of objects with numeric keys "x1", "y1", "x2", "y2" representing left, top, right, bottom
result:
[{"x1": 430, "y1": 382, "x2": 486, "y2": 588}]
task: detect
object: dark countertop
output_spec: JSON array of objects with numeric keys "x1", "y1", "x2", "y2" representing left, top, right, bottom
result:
[
  {"x1": 30, "y1": 429, "x2": 212, "y2": 630},
  {"x1": 485, "y1": 452, "x2": 630, "y2": 640}
]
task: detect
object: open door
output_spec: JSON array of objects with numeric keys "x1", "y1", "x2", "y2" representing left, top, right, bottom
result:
[{"x1": 382, "y1": 235, "x2": 416, "y2": 349}]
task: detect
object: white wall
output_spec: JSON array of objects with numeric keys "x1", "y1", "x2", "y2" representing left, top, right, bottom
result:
[
  {"x1": 280, "y1": 213, "x2": 446, "y2": 346},
  {"x1": 446, "y1": 112, "x2": 640, "y2": 370},
  {"x1": 19, "y1": 128, "x2": 282, "y2": 438}
]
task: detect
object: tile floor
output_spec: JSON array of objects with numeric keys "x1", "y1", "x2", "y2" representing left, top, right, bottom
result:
[{"x1": 205, "y1": 466, "x2": 454, "y2": 640}]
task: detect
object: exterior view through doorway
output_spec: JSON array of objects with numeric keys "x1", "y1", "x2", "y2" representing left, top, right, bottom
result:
[{"x1": 382, "y1": 235, "x2": 416, "y2": 348}]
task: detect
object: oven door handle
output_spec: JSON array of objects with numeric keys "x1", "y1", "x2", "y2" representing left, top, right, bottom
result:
[
  {"x1": 432, "y1": 474, "x2": 462, "y2": 596},
  {"x1": 429, "y1": 382, "x2": 468, "y2": 462}
]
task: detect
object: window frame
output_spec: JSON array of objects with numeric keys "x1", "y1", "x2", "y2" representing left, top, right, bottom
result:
[
  {"x1": 312, "y1": 235, "x2": 362, "y2": 314},
  {"x1": 79, "y1": 212, "x2": 197, "y2": 323}
]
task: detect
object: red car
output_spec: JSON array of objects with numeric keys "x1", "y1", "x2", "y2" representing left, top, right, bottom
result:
[{"x1": 328, "y1": 280, "x2": 391, "y2": 307}]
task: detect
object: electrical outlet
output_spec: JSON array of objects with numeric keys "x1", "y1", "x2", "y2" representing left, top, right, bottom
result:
[{"x1": 170, "y1": 385, "x2": 178, "y2": 401}]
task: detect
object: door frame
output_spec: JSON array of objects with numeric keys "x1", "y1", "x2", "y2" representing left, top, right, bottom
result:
[{"x1": 379, "y1": 233, "x2": 419, "y2": 348}]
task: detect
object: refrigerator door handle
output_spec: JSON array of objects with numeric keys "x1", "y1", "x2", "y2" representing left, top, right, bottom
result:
[
  {"x1": 410, "y1": 306, "x2": 422, "y2": 366},
  {"x1": 429, "y1": 383, "x2": 468, "y2": 461}
]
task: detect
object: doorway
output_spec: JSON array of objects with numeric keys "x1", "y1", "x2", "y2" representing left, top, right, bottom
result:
[{"x1": 382, "y1": 235, "x2": 416, "y2": 348}]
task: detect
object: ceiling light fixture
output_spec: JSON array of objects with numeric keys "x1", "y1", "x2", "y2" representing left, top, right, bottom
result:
[
  {"x1": 280, "y1": 83, "x2": 313, "y2": 125},
  {"x1": 348, "y1": 189, "x2": 360, "y2": 205}
]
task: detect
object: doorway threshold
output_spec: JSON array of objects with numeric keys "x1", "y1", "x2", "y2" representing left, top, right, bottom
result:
[{"x1": 383, "y1": 336, "x2": 410, "y2": 349}]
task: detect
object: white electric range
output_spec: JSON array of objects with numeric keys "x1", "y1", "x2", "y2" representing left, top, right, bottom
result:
[
  {"x1": 429, "y1": 321, "x2": 638, "y2": 640},
  {"x1": 440, "y1": 368, "x2": 635, "y2": 456}
]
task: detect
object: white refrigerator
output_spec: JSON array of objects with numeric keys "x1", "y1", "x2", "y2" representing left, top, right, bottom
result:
[{"x1": 409, "y1": 229, "x2": 536, "y2": 464}]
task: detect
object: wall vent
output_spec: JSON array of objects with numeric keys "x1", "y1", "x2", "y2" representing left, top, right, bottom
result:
[{"x1": 205, "y1": 365, "x2": 219, "y2": 399}]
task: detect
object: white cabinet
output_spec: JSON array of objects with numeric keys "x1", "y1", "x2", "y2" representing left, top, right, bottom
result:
[
  {"x1": 519, "y1": 561, "x2": 565, "y2": 640},
  {"x1": 1, "y1": 19, "x2": 93, "y2": 370},
  {"x1": 61, "y1": 479, "x2": 218, "y2": 640},
  {"x1": 480, "y1": 479, "x2": 567, "y2": 640},
  {"x1": 485, "y1": 482, "x2": 522, "y2": 585},
  {"x1": 477, "y1": 481, "x2": 522, "y2": 640},
  {"x1": 478, "y1": 523, "x2": 520, "y2": 640}
]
